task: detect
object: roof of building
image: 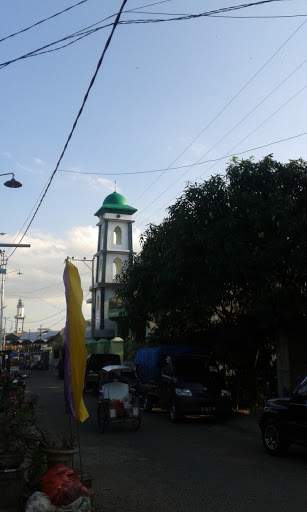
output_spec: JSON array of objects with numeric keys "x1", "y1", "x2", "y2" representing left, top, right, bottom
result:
[
  {"x1": 95, "y1": 191, "x2": 137, "y2": 217},
  {"x1": 19, "y1": 330, "x2": 61, "y2": 343}
]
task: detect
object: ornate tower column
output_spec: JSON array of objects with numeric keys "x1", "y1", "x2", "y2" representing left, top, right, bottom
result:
[
  {"x1": 92, "y1": 192, "x2": 137, "y2": 339},
  {"x1": 15, "y1": 298, "x2": 25, "y2": 334}
]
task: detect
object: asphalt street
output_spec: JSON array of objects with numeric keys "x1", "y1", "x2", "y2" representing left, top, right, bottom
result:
[{"x1": 27, "y1": 369, "x2": 307, "y2": 512}]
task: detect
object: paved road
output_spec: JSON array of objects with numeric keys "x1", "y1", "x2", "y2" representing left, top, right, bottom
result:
[{"x1": 28, "y1": 369, "x2": 307, "y2": 512}]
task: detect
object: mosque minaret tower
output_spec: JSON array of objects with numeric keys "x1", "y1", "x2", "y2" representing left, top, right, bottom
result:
[{"x1": 15, "y1": 298, "x2": 25, "y2": 334}]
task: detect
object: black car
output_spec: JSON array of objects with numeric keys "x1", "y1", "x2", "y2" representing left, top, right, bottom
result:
[
  {"x1": 258, "y1": 375, "x2": 307, "y2": 455},
  {"x1": 84, "y1": 353, "x2": 121, "y2": 392}
]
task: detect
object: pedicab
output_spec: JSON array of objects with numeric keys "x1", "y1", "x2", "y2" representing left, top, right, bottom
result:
[{"x1": 97, "y1": 365, "x2": 141, "y2": 433}]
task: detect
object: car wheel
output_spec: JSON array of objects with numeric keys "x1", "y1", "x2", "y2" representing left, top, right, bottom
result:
[
  {"x1": 143, "y1": 394, "x2": 153, "y2": 413},
  {"x1": 97, "y1": 404, "x2": 106, "y2": 433},
  {"x1": 169, "y1": 401, "x2": 181, "y2": 423},
  {"x1": 262, "y1": 420, "x2": 290, "y2": 456}
]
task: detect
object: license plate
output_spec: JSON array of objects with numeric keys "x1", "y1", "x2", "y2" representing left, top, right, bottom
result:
[
  {"x1": 201, "y1": 407, "x2": 216, "y2": 414},
  {"x1": 133, "y1": 406, "x2": 139, "y2": 417}
]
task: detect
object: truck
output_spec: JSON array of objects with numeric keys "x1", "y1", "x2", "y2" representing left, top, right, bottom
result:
[{"x1": 135, "y1": 346, "x2": 232, "y2": 422}]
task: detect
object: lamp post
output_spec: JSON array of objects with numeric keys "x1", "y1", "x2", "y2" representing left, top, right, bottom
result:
[{"x1": 0, "y1": 172, "x2": 22, "y2": 188}]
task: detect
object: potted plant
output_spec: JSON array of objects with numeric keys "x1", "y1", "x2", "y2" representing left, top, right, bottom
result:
[
  {"x1": 35, "y1": 425, "x2": 79, "y2": 469},
  {"x1": 0, "y1": 378, "x2": 38, "y2": 510},
  {"x1": 0, "y1": 383, "x2": 38, "y2": 469}
]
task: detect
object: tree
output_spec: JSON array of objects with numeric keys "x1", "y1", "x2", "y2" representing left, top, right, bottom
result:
[{"x1": 118, "y1": 156, "x2": 307, "y2": 394}]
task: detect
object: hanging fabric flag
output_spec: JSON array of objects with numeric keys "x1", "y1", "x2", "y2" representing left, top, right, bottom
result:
[{"x1": 63, "y1": 259, "x2": 89, "y2": 422}]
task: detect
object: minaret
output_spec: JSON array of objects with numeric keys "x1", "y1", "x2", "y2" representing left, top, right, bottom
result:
[
  {"x1": 91, "y1": 191, "x2": 137, "y2": 338},
  {"x1": 15, "y1": 298, "x2": 25, "y2": 334}
]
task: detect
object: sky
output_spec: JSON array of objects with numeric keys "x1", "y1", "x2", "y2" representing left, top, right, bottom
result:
[{"x1": 0, "y1": 0, "x2": 306, "y2": 333}]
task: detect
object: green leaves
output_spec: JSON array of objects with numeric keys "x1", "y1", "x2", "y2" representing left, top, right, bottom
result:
[{"x1": 118, "y1": 156, "x2": 307, "y2": 352}]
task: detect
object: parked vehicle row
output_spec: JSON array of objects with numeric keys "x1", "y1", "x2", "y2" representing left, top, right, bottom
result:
[
  {"x1": 135, "y1": 346, "x2": 232, "y2": 422},
  {"x1": 258, "y1": 374, "x2": 307, "y2": 456},
  {"x1": 90, "y1": 346, "x2": 307, "y2": 458}
]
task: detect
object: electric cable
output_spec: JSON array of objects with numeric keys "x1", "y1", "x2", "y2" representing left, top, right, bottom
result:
[
  {"x1": 57, "y1": 131, "x2": 307, "y2": 177},
  {"x1": 135, "y1": 84, "x2": 307, "y2": 230},
  {"x1": 131, "y1": 16, "x2": 307, "y2": 206},
  {"x1": 24, "y1": 309, "x2": 67, "y2": 324},
  {"x1": 198, "y1": 83, "x2": 307, "y2": 179},
  {"x1": 6, "y1": 175, "x2": 52, "y2": 258},
  {"x1": 7, "y1": 0, "x2": 128, "y2": 261},
  {"x1": 119, "y1": 1, "x2": 291, "y2": 25},
  {"x1": 0, "y1": 0, "x2": 293, "y2": 70},
  {"x1": 0, "y1": 0, "x2": 90, "y2": 44}
]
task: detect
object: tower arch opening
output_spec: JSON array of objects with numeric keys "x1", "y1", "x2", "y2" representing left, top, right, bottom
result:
[
  {"x1": 113, "y1": 257, "x2": 122, "y2": 280},
  {"x1": 114, "y1": 226, "x2": 122, "y2": 245}
]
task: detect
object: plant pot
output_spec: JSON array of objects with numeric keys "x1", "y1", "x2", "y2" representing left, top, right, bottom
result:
[
  {"x1": 0, "y1": 467, "x2": 24, "y2": 511},
  {"x1": 42, "y1": 448, "x2": 79, "y2": 469},
  {"x1": 0, "y1": 453, "x2": 25, "y2": 470}
]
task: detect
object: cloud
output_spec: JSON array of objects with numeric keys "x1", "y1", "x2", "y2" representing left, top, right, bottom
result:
[
  {"x1": 132, "y1": 227, "x2": 142, "y2": 254},
  {"x1": 4, "y1": 226, "x2": 97, "y2": 329},
  {"x1": 176, "y1": 137, "x2": 207, "y2": 156},
  {"x1": 3, "y1": 223, "x2": 140, "y2": 331},
  {"x1": 190, "y1": 141, "x2": 207, "y2": 156},
  {"x1": 3, "y1": 152, "x2": 11, "y2": 159},
  {"x1": 68, "y1": 172, "x2": 116, "y2": 193},
  {"x1": 34, "y1": 157, "x2": 45, "y2": 165},
  {"x1": 96, "y1": 177, "x2": 117, "y2": 192}
]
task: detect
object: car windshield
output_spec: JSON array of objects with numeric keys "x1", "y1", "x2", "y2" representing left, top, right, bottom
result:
[
  {"x1": 174, "y1": 356, "x2": 222, "y2": 384},
  {"x1": 88, "y1": 355, "x2": 119, "y2": 371}
]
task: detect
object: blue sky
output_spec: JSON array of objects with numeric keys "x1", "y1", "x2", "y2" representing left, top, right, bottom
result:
[{"x1": 0, "y1": 0, "x2": 306, "y2": 333}]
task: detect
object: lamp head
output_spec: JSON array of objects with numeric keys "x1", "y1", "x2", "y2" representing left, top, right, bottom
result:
[{"x1": 4, "y1": 174, "x2": 22, "y2": 188}]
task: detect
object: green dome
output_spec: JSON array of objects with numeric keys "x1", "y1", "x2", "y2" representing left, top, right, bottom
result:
[
  {"x1": 95, "y1": 191, "x2": 137, "y2": 217},
  {"x1": 103, "y1": 192, "x2": 128, "y2": 206}
]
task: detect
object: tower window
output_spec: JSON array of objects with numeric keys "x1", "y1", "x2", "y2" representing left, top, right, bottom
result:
[
  {"x1": 114, "y1": 226, "x2": 122, "y2": 245},
  {"x1": 113, "y1": 257, "x2": 122, "y2": 280}
]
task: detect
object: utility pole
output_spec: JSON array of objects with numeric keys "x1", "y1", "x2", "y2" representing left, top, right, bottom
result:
[
  {"x1": 70, "y1": 256, "x2": 95, "y2": 339},
  {"x1": 3, "y1": 316, "x2": 10, "y2": 349},
  {"x1": 0, "y1": 251, "x2": 6, "y2": 351}
]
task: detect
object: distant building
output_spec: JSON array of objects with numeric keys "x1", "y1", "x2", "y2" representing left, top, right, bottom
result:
[{"x1": 14, "y1": 298, "x2": 25, "y2": 335}]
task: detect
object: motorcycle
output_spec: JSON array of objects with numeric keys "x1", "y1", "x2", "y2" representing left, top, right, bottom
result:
[{"x1": 10, "y1": 370, "x2": 28, "y2": 389}]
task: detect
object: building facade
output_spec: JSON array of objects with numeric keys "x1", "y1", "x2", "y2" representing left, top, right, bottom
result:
[
  {"x1": 14, "y1": 298, "x2": 25, "y2": 335},
  {"x1": 91, "y1": 192, "x2": 137, "y2": 339}
]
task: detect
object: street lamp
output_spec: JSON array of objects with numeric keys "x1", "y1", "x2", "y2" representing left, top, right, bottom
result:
[{"x1": 0, "y1": 172, "x2": 22, "y2": 188}]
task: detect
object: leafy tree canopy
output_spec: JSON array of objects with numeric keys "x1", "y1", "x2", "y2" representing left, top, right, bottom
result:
[{"x1": 117, "y1": 156, "x2": 307, "y2": 360}]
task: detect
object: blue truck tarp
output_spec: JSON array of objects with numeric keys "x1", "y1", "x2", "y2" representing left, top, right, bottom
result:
[{"x1": 134, "y1": 345, "x2": 208, "y2": 383}]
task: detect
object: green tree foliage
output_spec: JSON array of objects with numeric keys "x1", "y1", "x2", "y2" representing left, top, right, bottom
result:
[{"x1": 118, "y1": 156, "x2": 307, "y2": 365}]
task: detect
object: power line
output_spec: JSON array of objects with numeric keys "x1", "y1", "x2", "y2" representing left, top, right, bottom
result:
[
  {"x1": 131, "y1": 16, "x2": 307, "y2": 206},
  {"x1": 120, "y1": 0, "x2": 291, "y2": 24},
  {"x1": 136, "y1": 86, "x2": 307, "y2": 230},
  {"x1": 24, "y1": 309, "x2": 67, "y2": 325},
  {"x1": 23, "y1": 290, "x2": 91, "y2": 325},
  {"x1": 7, "y1": 0, "x2": 128, "y2": 261},
  {"x1": 57, "y1": 131, "x2": 307, "y2": 176},
  {"x1": 198, "y1": 84, "x2": 307, "y2": 181},
  {"x1": 0, "y1": 0, "x2": 90, "y2": 44},
  {"x1": 210, "y1": 14, "x2": 307, "y2": 19},
  {"x1": 0, "y1": 1, "x2": 292, "y2": 70}
]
